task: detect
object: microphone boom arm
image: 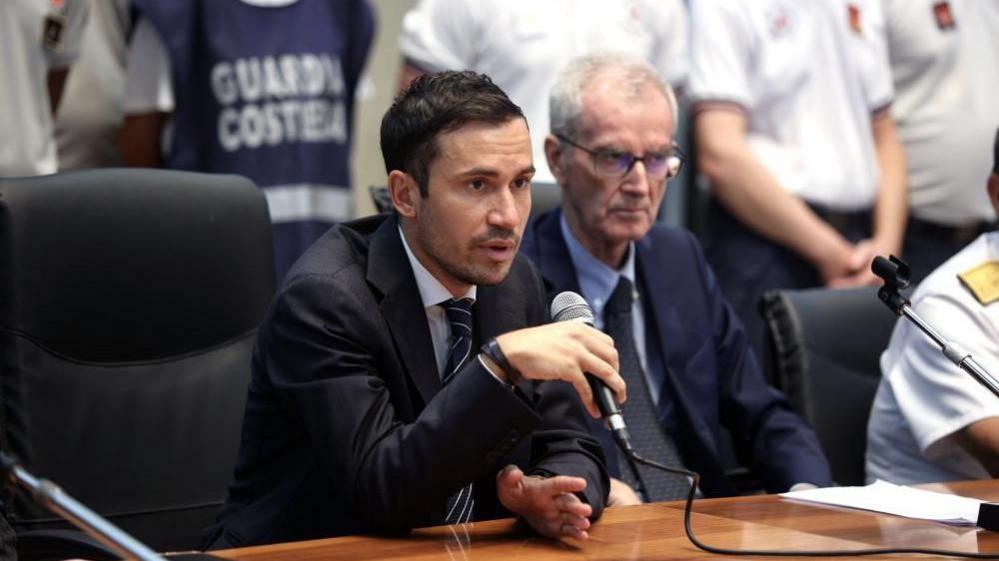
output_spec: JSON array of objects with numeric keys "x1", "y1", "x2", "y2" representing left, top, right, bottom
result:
[
  {"x1": 872, "y1": 255, "x2": 999, "y2": 399},
  {"x1": 0, "y1": 451, "x2": 167, "y2": 561}
]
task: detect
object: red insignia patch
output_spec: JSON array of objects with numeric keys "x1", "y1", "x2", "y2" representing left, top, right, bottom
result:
[
  {"x1": 933, "y1": 1, "x2": 956, "y2": 30},
  {"x1": 848, "y1": 4, "x2": 862, "y2": 35}
]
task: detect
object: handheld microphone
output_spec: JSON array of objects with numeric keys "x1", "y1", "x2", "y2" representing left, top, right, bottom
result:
[{"x1": 550, "y1": 291, "x2": 635, "y2": 453}]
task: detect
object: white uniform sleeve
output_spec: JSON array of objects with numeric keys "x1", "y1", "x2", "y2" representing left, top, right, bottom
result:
[
  {"x1": 48, "y1": 0, "x2": 89, "y2": 68},
  {"x1": 688, "y1": 0, "x2": 753, "y2": 107},
  {"x1": 859, "y1": 0, "x2": 894, "y2": 111},
  {"x1": 885, "y1": 290, "x2": 999, "y2": 458},
  {"x1": 123, "y1": 17, "x2": 174, "y2": 114},
  {"x1": 643, "y1": 0, "x2": 689, "y2": 89},
  {"x1": 398, "y1": 0, "x2": 479, "y2": 72}
]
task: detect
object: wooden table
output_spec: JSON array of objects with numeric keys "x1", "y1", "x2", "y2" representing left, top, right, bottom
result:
[{"x1": 212, "y1": 480, "x2": 999, "y2": 560}]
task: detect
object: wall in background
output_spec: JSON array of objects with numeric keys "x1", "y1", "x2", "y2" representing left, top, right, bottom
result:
[{"x1": 350, "y1": 0, "x2": 416, "y2": 218}]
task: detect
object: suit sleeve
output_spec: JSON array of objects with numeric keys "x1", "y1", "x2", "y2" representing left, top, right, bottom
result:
[
  {"x1": 518, "y1": 263, "x2": 610, "y2": 517},
  {"x1": 684, "y1": 232, "x2": 833, "y2": 491},
  {"x1": 259, "y1": 271, "x2": 545, "y2": 531}
]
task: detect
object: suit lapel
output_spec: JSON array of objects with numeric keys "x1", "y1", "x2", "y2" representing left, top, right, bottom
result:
[
  {"x1": 635, "y1": 241, "x2": 713, "y2": 443},
  {"x1": 366, "y1": 216, "x2": 441, "y2": 406},
  {"x1": 475, "y1": 281, "x2": 522, "y2": 348},
  {"x1": 533, "y1": 210, "x2": 583, "y2": 296}
]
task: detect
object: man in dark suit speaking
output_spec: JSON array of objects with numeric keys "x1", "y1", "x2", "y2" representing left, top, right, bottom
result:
[
  {"x1": 521, "y1": 54, "x2": 832, "y2": 503},
  {"x1": 204, "y1": 71, "x2": 622, "y2": 548}
]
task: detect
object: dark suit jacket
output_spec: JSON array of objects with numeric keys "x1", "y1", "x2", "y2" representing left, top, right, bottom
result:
[
  {"x1": 205, "y1": 214, "x2": 608, "y2": 548},
  {"x1": 521, "y1": 210, "x2": 832, "y2": 497}
]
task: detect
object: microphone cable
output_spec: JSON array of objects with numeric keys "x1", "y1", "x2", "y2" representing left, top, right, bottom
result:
[{"x1": 623, "y1": 449, "x2": 999, "y2": 558}]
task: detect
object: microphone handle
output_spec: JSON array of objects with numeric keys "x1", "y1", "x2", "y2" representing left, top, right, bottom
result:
[
  {"x1": 587, "y1": 373, "x2": 622, "y2": 418},
  {"x1": 586, "y1": 374, "x2": 634, "y2": 453}
]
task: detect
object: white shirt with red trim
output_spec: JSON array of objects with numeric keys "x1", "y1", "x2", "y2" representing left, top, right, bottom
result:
[
  {"x1": 689, "y1": 0, "x2": 893, "y2": 210},
  {"x1": 399, "y1": 0, "x2": 689, "y2": 185},
  {"x1": 876, "y1": 0, "x2": 999, "y2": 226}
]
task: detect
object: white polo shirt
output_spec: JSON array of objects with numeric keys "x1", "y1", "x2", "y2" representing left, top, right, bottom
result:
[
  {"x1": 866, "y1": 232, "x2": 999, "y2": 484},
  {"x1": 399, "y1": 0, "x2": 689, "y2": 185},
  {"x1": 689, "y1": 0, "x2": 893, "y2": 210},
  {"x1": 875, "y1": 0, "x2": 999, "y2": 225}
]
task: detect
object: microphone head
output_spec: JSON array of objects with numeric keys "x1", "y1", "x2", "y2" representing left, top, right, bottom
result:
[
  {"x1": 550, "y1": 291, "x2": 594, "y2": 324},
  {"x1": 871, "y1": 255, "x2": 911, "y2": 289}
]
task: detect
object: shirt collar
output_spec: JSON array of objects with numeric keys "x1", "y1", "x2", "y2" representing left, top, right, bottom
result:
[
  {"x1": 399, "y1": 227, "x2": 476, "y2": 307},
  {"x1": 559, "y1": 213, "x2": 635, "y2": 316}
]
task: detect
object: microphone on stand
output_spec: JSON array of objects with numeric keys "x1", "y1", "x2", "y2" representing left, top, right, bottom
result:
[
  {"x1": 549, "y1": 291, "x2": 635, "y2": 454},
  {"x1": 871, "y1": 255, "x2": 999, "y2": 531},
  {"x1": 871, "y1": 255, "x2": 999, "y2": 398}
]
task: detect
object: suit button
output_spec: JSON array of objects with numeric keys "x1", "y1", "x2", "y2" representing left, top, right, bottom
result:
[
  {"x1": 486, "y1": 451, "x2": 499, "y2": 463},
  {"x1": 509, "y1": 430, "x2": 520, "y2": 439}
]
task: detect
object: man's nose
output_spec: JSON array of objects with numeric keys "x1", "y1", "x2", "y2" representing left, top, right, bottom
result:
[
  {"x1": 621, "y1": 160, "x2": 653, "y2": 197},
  {"x1": 488, "y1": 188, "x2": 522, "y2": 228}
]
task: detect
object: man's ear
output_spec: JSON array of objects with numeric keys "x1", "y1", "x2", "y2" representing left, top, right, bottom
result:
[
  {"x1": 388, "y1": 170, "x2": 419, "y2": 218},
  {"x1": 544, "y1": 134, "x2": 567, "y2": 186}
]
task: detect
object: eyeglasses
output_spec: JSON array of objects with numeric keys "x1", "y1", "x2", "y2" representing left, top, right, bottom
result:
[{"x1": 555, "y1": 134, "x2": 686, "y2": 180}]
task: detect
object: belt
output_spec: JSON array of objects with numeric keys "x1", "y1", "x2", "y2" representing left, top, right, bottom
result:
[
  {"x1": 806, "y1": 203, "x2": 871, "y2": 234},
  {"x1": 908, "y1": 216, "x2": 996, "y2": 246}
]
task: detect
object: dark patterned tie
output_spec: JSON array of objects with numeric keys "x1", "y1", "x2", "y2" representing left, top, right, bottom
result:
[
  {"x1": 442, "y1": 297, "x2": 475, "y2": 523},
  {"x1": 604, "y1": 277, "x2": 689, "y2": 502}
]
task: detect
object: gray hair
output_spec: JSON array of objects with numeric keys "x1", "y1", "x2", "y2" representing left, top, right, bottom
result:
[{"x1": 549, "y1": 52, "x2": 677, "y2": 140}]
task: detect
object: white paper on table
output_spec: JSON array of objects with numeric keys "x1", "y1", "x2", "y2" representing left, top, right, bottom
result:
[{"x1": 779, "y1": 480, "x2": 983, "y2": 526}]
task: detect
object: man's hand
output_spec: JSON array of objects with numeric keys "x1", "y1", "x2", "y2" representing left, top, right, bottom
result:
[
  {"x1": 493, "y1": 323, "x2": 624, "y2": 418},
  {"x1": 826, "y1": 237, "x2": 898, "y2": 288},
  {"x1": 496, "y1": 465, "x2": 593, "y2": 540},
  {"x1": 608, "y1": 477, "x2": 642, "y2": 506}
]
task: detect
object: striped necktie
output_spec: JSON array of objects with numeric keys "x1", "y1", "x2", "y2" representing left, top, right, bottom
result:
[
  {"x1": 442, "y1": 297, "x2": 475, "y2": 523},
  {"x1": 604, "y1": 277, "x2": 690, "y2": 502}
]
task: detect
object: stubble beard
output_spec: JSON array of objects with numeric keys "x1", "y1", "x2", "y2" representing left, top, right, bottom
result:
[{"x1": 417, "y1": 226, "x2": 517, "y2": 288}]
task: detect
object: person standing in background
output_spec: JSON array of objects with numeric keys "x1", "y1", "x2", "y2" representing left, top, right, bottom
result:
[
  {"x1": 55, "y1": 0, "x2": 131, "y2": 171},
  {"x1": 689, "y1": 0, "x2": 907, "y2": 356},
  {"x1": 398, "y1": 0, "x2": 688, "y2": 187},
  {"x1": 120, "y1": 0, "x2": 375, "y2": 281},
  {"x1": 875, "y1": 0, "x2": 999, "y2": 282},
  {"x1": 0, "y1": 0, "x2": 89, "y2": 177}
]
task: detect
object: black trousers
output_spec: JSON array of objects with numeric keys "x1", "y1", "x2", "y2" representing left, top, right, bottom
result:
[
  {"x1": 701, "y1": 199, "x2": 871, "y2": 363},
  {"x1": 902, "y1": 216, "x2": 996, "y2": 285}
]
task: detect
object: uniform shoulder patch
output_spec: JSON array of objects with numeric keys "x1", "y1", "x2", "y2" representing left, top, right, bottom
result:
[{"x1": 958, "y1": 261, "x2": 999, "y2": 305}]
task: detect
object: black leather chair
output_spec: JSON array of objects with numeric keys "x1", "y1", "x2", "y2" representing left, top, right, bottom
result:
[
  {"x1": 0, "y1": 169, "x2": 275, "y2": 557},
  {"x1": 760, "y1": 287, "x2": 899, "y2": 485}
]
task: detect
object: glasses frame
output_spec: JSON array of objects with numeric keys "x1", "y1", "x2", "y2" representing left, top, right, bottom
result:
[{"x1": 554, "y1": 133, "x2": 686, "y2": 180}]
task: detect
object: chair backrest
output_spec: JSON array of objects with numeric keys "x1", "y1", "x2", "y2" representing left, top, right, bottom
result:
[
  {"x1": 0, "y1": 169, "x2": 275, "y2": 551},
  {"x1": 760, "y1": 287, "x2": 897, "y2": 486}
]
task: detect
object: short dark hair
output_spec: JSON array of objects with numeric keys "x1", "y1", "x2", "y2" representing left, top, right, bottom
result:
[{"x1": 380, "y1": 71, "x2": 526, "y2": 196}]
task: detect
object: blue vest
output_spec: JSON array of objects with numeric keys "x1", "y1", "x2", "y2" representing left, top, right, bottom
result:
[{"x1": 135, "y1": 0, "x2": 375, "y2": 280}]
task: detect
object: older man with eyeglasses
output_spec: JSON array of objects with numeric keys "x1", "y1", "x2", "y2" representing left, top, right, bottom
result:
[{"x1": 521, "y1": 53, "x2": 832, "y2": 504}]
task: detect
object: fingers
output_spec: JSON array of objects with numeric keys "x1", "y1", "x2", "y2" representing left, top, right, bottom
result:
[
  {"x1": 547, "y1": 495, "x2": 591, "y2": 540},
  {"x1": 560, "y1": 525, "x2": 589, "y2": 540},
  {"x1": 496, "y1": 464, "x2": 524, "y2": 488},
  {"x1": 577, "y1": 351, "x2": 626, "y2": 407},
  {"x1": 502, "y1": 473, "x2": 594, "y2": 541},
  {"x1": 552, "y1": 489, "x2": 592, "y2": 518},
  {"x1": 568, "y1": 373, "x2": 599, "y2": 418},
  {"x1": 538, "y1": 475, "x2": 588, "y2": 497}
]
